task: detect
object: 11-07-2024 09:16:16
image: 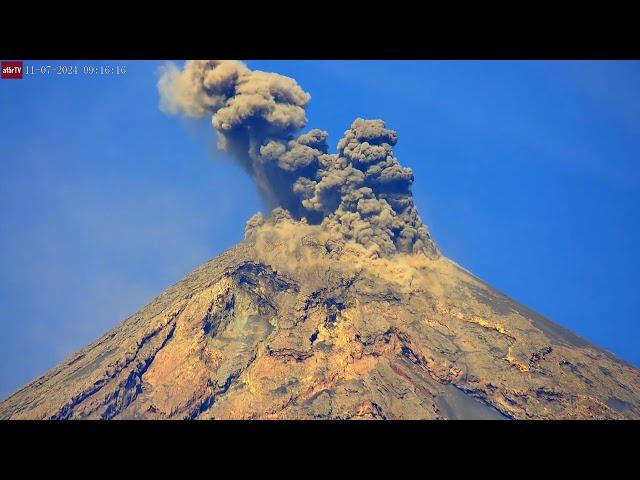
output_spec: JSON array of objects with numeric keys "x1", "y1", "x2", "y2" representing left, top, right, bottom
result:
[{"x1": 23, "y1": 64, "x2": 128, "y2": 76}]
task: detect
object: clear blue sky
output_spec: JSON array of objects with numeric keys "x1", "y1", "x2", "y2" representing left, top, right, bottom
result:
[{"x1": 1, "y1": 60, "x2": 639, "y2": 399}]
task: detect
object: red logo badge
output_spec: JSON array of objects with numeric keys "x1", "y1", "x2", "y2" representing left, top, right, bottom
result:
[{"x1": 2, "y1": 61, "x2": 24, "y2": 79}]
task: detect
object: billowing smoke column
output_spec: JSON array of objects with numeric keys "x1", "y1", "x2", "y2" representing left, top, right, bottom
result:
[{"x1": 158, "y1": 60, "x2": 438, "y2": 257}]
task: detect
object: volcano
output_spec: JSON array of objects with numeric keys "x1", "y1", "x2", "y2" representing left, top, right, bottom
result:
[
  {"x1": 2, "y1": 60, "x2": 639, "y2": 420},
  {"x1": 1, "y1": 216, "x2": 639, "y2": 420}
]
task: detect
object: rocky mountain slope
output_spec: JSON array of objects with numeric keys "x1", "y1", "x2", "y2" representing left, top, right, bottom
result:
[{"x1": 1, "y1": 218, "x2": 638, "y2": 420}]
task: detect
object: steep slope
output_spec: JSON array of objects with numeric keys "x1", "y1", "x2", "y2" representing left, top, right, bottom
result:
[{"x1": 1, "y1": 220, "x2": 639, "y2": 420}]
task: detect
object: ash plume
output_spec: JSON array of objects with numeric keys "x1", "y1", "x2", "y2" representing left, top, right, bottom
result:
[{"x1": 158, "y1": 60, "x2": 438, "y2": 257}]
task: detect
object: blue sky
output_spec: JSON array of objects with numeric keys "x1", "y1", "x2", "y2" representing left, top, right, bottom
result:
[{"x1": 1, "y1": 60, "x2": 639, "y2": 399}]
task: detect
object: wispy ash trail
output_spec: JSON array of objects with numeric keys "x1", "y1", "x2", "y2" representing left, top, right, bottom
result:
[{"x1": 158, "y1": 60, "x2": 438, "y2": 257}]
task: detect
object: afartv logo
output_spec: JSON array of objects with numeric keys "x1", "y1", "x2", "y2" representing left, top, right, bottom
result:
[{"x1": 2, "y1": 61, "x2": 24, "y2": 79}]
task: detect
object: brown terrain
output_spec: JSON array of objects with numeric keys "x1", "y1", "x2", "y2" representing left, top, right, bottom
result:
[{"x1": 1, "y1": 218, "x2": 639, "y2": 420}]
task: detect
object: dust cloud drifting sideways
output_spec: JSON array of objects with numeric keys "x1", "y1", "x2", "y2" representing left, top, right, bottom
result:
[{"x1": 158, "y1": 60, "x2": 438, "y2": 257}]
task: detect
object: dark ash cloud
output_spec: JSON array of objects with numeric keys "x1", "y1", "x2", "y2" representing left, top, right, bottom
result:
[{"x1": 159, "y1": 60, "x2": 438, "y2": 257}]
